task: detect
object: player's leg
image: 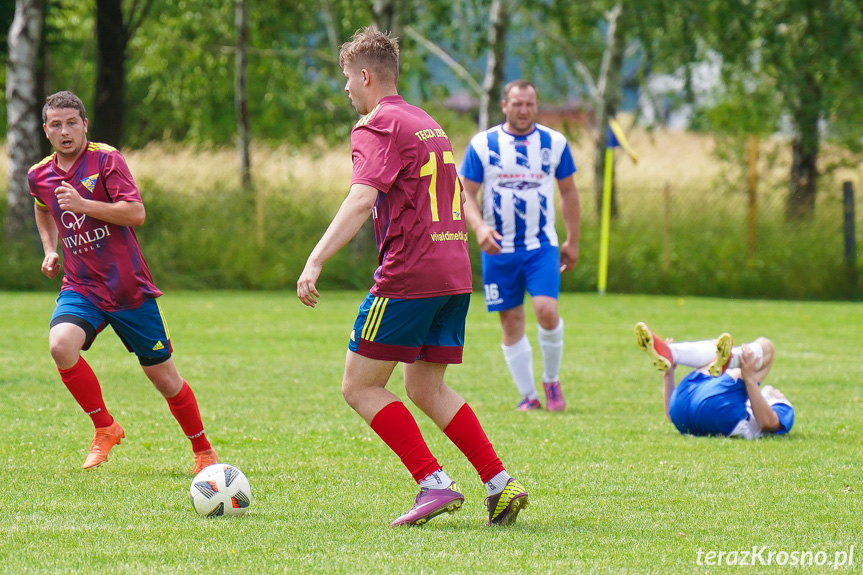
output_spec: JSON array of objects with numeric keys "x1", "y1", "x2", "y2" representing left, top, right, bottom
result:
[
  {"x1": 533, "y1": 296, "x2": 565, "y2": 411},
  {"x1": 751, "y1": 337, "x2": 774, "y2": 381},
  {"x1": 140, "y1": 358, "x2": 217, "y2": 473},
  {"x1": 410, "y1": 294, "x2": 528, "y2": 526},
  {"x1": 500, "y1": 305, "x2": 540, "y2": 409},
  {"x1": 344, "y1": 293, "x2": 456, "y2": 526},
  {"x1": 634, "y1": 322, "x2": 674, "y2": 371},
  {"x1": 110, "y1": 297, "x2": 216, "y2": 473},
  {"x1": 350, "y1": 352, "x2": 459, "y2": 527},
  {"x1": 711, "y1": 336, "x2": 772, "y2": 378},
  {"x1": 526, "y1": 246, "x2": 565, "y2": 411},
  {"x1": 483, "y1": 251, "x2": 537, "y2": 410},
  {"x1": 49, "y1": 292, "x2": 123, "y2": 469},
  {"x1": 635, "y1": 322, "x2": 725, "y2": 371}
]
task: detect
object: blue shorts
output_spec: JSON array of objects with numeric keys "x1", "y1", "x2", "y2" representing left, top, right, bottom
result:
[
  {"x1": 50, "y1": 289, "x2": 173, "y2": 366},
  {"x1": 481, "y1": 246, "x2": 560, "y2": 312},
  {"x1": 348, "y1": 292, "x2": 470, "y2": 364}
]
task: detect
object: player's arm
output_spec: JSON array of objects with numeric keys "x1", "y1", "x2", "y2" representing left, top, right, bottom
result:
[
  {"x1": 297, "y1": 183, "x2": 378, "y2": 308},
  {"x1": 662, "y1": 365, "x2": 675, "y2": 422},
  {"x1": 54, "y1": 180, "x2": 145, "y2": 227},
  {"x1": 739, "y1": 344, "x2": 781, "y2": 432},
  {"x1": 461, "y1": 177, "x2": 502, "y2": 254},
  {"x1": 557, "y1": 174, "x2": 581, "y2": 273},
  {"x1": 34, "y1": 202, "x2": 61, "y2": 279}
]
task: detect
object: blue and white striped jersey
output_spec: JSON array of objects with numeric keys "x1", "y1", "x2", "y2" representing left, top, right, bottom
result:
[{"x1": 460, "y1": 123, "x2": 576, "y2": 253}]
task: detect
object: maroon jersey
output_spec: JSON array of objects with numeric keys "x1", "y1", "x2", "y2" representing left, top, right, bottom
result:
[
  {"x1": 351, "y1": 96, "x2": 472, "y2": 298},
  {"x1": 29, "y1": 142, "x2": 162, "y2": 311}
]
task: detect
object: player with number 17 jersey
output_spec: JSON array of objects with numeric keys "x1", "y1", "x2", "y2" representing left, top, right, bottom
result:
[{"x1": 350, "y1": 95, "x2": 472, "y2": 299}]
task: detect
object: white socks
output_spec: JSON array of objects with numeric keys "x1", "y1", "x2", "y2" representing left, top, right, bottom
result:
[
  {"x1": 669, "y1": 340, "x2": 716, "y2": 368},
  {"x1": 485, "y1": 470, "x2": 512, "y2": 496},
  {"x1": 421, "y1": 469, "x2": 512, "y2": 496},
  {"x1": 537, "y1": 318, "x2": 564, "y2": 383},
  {"x1": 419, "y1": 469, "x2": 453, "y2": 490},
  {"x1": 669, "y1": 339, "x2": 764, "y2": 371},
  {"x1": 728, "y1": 341, "x2": 763, "y2": 370},
  {"x1": 502, "y1": 335, "x2": 537, "y2": 399}
]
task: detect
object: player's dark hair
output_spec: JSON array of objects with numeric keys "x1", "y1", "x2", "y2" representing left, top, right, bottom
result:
[
  {"x1": 503, "y1": 80, "x2": 537, "y2": 101},
  {"x1": 42, "y1": 91, "x2": 87, "y2": 123},
  {"x1": 339, "y1": 26, "x2": 400, "y2": 85}
]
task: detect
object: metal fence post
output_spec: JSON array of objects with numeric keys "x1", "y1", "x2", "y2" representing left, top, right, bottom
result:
[{"x1": 843, "y1": 181, "x2": 857, "y2": 295}]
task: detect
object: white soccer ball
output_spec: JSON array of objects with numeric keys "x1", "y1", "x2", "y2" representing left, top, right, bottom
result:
[{"x1": 189, "y1": 463, "x2": 252, "y2": 517}]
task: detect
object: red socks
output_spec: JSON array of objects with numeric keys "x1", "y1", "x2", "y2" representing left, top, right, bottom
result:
[
  {"x1": 58, "y1": 356, "x2": 113, "y2": 428},
  {"x1": 58, "y1": 360, "x2": 209, "y2": 452},
  {"x1": 370, "y1": 401, "x2": 440, "y2": 483},
  {"x1": 166, "y1": 381, "x2": 211, "y2": 452},
  {"x1": 443, "y1": 403, "x2": 504, "y2": 483}
]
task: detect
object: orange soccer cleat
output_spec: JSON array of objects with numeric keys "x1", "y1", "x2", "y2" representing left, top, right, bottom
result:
[
  {"x1": 83, "y1": 419, "x2": 125, "y2": 469},
  {"x1": 192, "y1": 448, "x2": 220, "y2": 475}
]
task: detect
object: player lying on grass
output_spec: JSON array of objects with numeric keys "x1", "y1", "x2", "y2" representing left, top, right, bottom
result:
[{"x1": 635, "y1": 322, "x2": 794, "y2": 439}]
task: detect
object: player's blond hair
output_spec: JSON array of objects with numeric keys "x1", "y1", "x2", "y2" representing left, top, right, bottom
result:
[{"x1": 339, "y1": 27, "x2": 399, "y2": 85}]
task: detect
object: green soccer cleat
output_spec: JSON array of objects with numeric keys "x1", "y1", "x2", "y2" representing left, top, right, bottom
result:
[{"x1": 486, "y1": 478, "x2": 529, "y2": 526}]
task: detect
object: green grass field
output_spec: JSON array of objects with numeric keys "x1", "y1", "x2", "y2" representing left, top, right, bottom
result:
[{"x1": 1, "y1": 290, "x2": 861, "y2": 574}]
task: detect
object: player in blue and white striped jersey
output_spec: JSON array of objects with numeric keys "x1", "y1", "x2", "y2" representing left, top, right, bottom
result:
[{"x1": 460, "y1": 80, "x2": 581, "y2": 412}]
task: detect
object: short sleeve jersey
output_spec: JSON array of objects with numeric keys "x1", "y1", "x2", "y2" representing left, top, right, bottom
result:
[
  {"x1": 729, "y1": 395, "x2": 795, "y2": 440},
  {"x1": 351, "y1": 95, "x2": 472, "y2": 299},
  {"x1": 460, "y1": 123, "x2": 576, "y2": 253},
  {"x1": 670, "y1": 371, "x2": 794, "y2": 439},
  {"x1": 28, "y1": 142, "x2": 162, "y2": 311}
]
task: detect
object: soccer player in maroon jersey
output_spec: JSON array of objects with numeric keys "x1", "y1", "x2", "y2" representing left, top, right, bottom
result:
[
  {"x1": 29, "y1": 91, "x2": 218, "y2": 474},
  {"x1": 297, "y1": 27, "x2": 529, "y2": 527}
]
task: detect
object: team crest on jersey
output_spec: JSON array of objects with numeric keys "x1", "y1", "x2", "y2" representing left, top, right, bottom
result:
[
  {"x1": 80, "y1": 174, "x2": 99, "y2": 193},
  {"x1": 498, "y1": 180, "x2": 542, "y2": 191}
]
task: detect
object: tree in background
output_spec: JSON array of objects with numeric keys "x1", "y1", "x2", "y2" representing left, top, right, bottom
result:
[
  {"x1": 694, "y1": 0, "x2": 863, "y2": 220},
  {"x1": 6, "y1": 0, "x2": 44, "y2": 242},
  {"x1": 540, "y1": 0, "x2": 631, "y2": 218},
  {"x1": 91, "y1": 0, "x2": 153, "y2": 147},
  {"x1": 477, "y1": 0, "x2": 509, "y2": 130}
]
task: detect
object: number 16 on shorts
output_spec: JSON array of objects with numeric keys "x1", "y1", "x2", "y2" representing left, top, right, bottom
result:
[{"x1": 484, "y1": 283, "x2": 503, "y2": 307}]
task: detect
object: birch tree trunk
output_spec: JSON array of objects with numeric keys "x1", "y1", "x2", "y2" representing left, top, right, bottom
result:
[
  {"x1": 593, "y1": 4, "x2": 623, "y2": 219},
  {"x1": 478, "y1": 0, "x2": 509, "y2": 131},
  {"x1": 6, "y1": 0, "x2": 44, "y2": 242},
  {"x1": 235, "y1": 0, "x2": 251, "y2": 191}
]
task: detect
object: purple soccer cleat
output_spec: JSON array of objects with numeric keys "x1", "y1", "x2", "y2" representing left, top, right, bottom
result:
[
  {"x1": 390, "y1": 483, "x2": 464, "y2": 527},
  {"x1": 516, "y1": 397, "x2": 541, "y2": 411},
  {"x1": 543, "y1": 381, "x2": 566, "y2": 412}
]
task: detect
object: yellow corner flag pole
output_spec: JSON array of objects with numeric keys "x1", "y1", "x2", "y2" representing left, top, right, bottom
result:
[
  {"x1": 598, "y1": 119, "x2": 638, "y2": 295},
  {"x1": 598, "y1": 145, "x2": 614, "y2": 295}
]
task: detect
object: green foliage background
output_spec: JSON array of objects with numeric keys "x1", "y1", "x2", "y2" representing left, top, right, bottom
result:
[{"x1": 2, "y1": 173, "x2": 857, "y2": 300}]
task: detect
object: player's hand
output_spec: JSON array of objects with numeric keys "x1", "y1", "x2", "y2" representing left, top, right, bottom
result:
[
  {"x1": 740, "y1": 344, "x2": 758, "y2": 381},
  {"x1": 42, "y1": 252, "x2": 61, "y2": 279},
  {"x1": 54, "y1": 181, "x2": 86, "y2": 213},
  {"x1": 476, "y1": 224, "x2": 502, "y2": 254},
  {"x1": 297, "y1": 262, "x2": 322, "y2": 308},
  {"x1": 559, "y1": 240, "x2": 579, "y2": 273}
]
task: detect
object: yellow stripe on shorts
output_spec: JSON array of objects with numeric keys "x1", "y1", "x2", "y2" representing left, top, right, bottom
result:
[
  {"x1": 155, "y1": 298, "x2": 171, "y2": 340},
  {"x1": 361, "y1": 297, "x2": 389, "y2": 342},
  {"x1": 369, "y1": 297, "x2": 389, "y2": 341}
]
